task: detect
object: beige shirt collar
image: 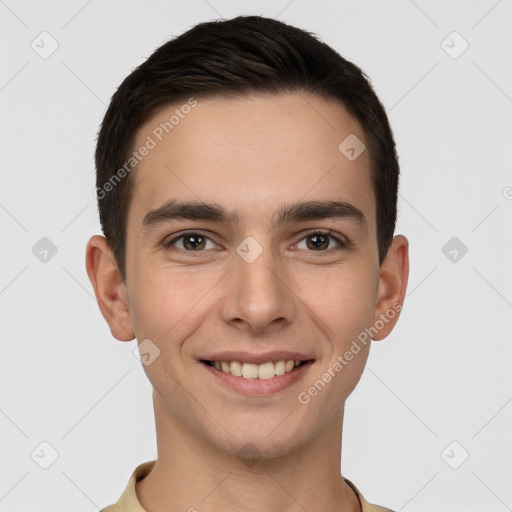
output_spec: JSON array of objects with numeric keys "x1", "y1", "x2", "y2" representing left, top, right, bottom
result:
[{"x1": 101, "y1": 460, "x2": 394, "y2": 512}]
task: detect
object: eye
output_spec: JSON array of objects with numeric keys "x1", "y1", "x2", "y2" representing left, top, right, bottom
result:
[
  {"x1": 165, "y1": 232, "x2": 217, "y2": 252},
  {"x1": 295, "y1": 230, "x2": 347, "y2": 251}
]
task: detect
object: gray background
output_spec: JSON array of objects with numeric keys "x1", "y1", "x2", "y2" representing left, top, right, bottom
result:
[{"x1": 1, "y1": 1, "x2": 511, "y2": 510}]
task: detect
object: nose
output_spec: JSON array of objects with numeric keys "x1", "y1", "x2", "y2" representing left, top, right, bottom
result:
[{"x1": 220, "y1": 241, "x2": 296, "y2": 334}]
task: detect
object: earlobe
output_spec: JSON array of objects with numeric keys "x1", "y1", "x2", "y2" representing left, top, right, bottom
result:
[
  {"x1": 85, "y1": 235, "x2": 135, "y2": 341},
  {"x1": 372, "y1": 235, "x2": 409, "y2": 341}
]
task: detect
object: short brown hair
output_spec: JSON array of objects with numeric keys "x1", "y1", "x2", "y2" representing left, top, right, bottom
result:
[{"x1": 95, "y1": 15, "x2": 400, "y2": 281}]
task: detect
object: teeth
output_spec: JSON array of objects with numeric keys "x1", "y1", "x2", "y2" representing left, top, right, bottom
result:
[
  {"x1": 230, "y1": 361, "x2": 243, "y2": 377},
  {"x1": 258, "y1": 362, "x2": 276, "y2": 380},
  {"x1": 242, "y1": 363, "x2": 259, "y2": 379},
  {"x1": 211, "y1": 359, "x2": 304, "y2": 379},
  {"x1": 274, "y1": 360, "x2": 285, "y2": 376},
  {"x1": 285, "y1": 360, "x2": 295, "y2": 372}
]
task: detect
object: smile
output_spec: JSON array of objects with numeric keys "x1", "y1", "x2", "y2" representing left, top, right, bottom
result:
[
  {"x1": 203, "y1": 359, "x2": 310, "y2": 379},
  {"x1": 200, "y1": 358, "x2": 315, "y2": 396}
]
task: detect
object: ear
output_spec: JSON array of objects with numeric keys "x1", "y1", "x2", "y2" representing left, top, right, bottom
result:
[
  {"x1": 372, "y1": 235, "x2": 409, "y2": 341},
  {"x1": 85, "y1": 235, "x2": 135, "y2": 341}
]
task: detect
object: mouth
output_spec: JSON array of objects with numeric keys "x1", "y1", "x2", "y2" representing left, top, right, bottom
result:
[
  {"x1": 198, "y1": 354, "x2": 315, "y2": 396},
  {"x1": 197, "y1": 350, "x2": 316, "y2": 395},
  {"x1": 200, "y1": 358, "x2": 314, "y2": 380}
]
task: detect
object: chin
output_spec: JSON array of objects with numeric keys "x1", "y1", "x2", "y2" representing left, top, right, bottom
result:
[{"x1": 205, "y1": 420, "x2": 314, "y2": 463}]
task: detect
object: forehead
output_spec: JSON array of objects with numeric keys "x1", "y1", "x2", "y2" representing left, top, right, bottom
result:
[{"x1": 128, "y1": 92, "x2": 375, "y2": 230}]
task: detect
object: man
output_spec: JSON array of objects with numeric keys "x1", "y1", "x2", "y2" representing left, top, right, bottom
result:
[{"x1": 86, "y1": 15, "x2": 409, "y2": 512}]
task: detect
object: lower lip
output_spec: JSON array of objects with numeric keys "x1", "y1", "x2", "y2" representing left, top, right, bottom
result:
[{"x1": 200, "y1": 360, "x2": 315, "y2": 396}]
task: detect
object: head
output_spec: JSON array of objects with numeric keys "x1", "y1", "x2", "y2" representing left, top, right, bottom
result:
[
  {"x1": 87, "y1": 15, "x2": 408, "y2": 461},
  {"x1": 94, "y1": 15, "x2": 400, "y2": 281}
]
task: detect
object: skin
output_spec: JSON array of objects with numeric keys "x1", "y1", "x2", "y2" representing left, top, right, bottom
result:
[{"x1": 86, "y1": 92, "x2": 409, "y2": 512}]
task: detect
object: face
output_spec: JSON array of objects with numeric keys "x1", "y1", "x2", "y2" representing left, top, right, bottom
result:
[{"x1": 87, "y1": 92, "x2": 408, "y2": 460}]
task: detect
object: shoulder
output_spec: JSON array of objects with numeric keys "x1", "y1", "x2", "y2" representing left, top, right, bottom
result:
[
  {"x1": 344, "y1": 477, "x2": 395, "y2": 512},
  {"x1": 99, "y1": 460, "x2": 157, "y2": 512}
]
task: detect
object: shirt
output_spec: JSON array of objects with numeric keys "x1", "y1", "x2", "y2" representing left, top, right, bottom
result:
[{"x1": 101, "y1": 460, "x2": 394, "y2": 512}]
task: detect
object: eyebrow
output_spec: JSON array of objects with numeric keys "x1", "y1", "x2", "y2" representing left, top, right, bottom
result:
[{"x1": 141, "y1": 199, "x2": 367, "y2": 234}]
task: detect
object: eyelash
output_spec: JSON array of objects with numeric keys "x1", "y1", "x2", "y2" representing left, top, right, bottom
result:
[{"x1": 163, "y1": 229, "x2": 349, "y2": 254}]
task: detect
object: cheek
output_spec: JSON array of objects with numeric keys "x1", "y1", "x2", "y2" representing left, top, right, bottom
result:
[
  {"x1": 129, "y1": 267, "x2": 216, "y2": 340},
  {"x1": 299, "y1": 269, "x2": 376, "y2": 413},
  {"x1": 295, "y1": 262, "x2": 377, "y2": 335}
]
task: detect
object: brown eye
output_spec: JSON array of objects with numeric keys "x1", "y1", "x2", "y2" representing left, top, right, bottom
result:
[
  {"x1": 165, "y1": 232, "x2": 215, "y2": 251},
  {"x1": 306, "y1": 233, "x2": 330, "y2": 250},
  {"x1": 296, "y1": 231, "x2": 346, "y2": 251},
  {"x1": 183, "y1": 234, "x2": 205, "y2": 250}
]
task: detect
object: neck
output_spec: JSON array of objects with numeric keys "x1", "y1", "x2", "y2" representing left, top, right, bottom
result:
[{"x1": 136, "y1": 391, "x2": 361, "y2": 512}]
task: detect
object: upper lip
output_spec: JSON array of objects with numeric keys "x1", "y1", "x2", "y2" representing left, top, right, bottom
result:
[{"x1": 199, "y1": 351, "x2": 315, "y2": 365}]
